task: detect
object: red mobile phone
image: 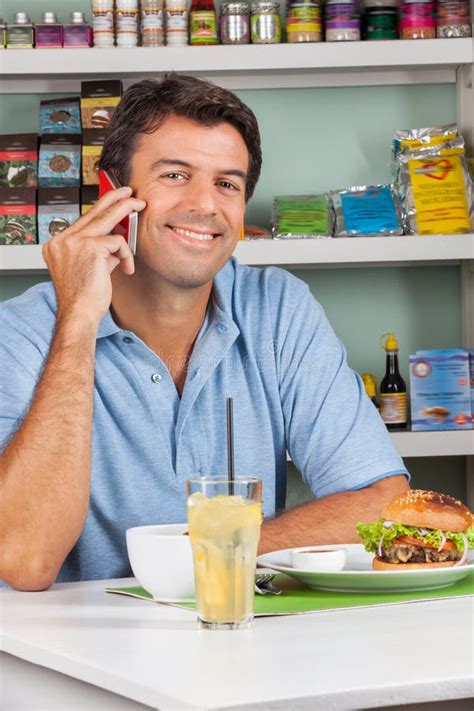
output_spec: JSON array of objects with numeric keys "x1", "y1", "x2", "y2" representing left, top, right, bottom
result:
[{"x1": 98, "y1": 169, "x2": 138, "y2": 255}]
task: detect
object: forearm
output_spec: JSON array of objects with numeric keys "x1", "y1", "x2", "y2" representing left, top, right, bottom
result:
[
  {"x1": 258, "y1": 474, "x2": 409, "y2": 554},
  {"x1": 0, "y1": 316, "x2": 98, "y2": 590}
]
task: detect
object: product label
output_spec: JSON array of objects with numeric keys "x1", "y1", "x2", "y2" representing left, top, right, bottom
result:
[
  {"x1": 166, "y1": 9, "x2": 188, "y2": 30},
  {"x1": 190, "y1": 11, "x2": 218, "y2": 42},
  {"x1": 379, "y1": 393, "x2": 407, "y2": 424},
  {"x1": 408, "y1": 153, "x2": 471, "y2": 234},
  {"x1": 400, "y1": 133, "x2": 457, "y2": 152},
  {"x1": 92, "y1": 9, "x2": 114, "y2": 30},
  {"x1": 141, "y1": 10, "x2": 163, "y2": 28},
  {"x1": 116, "y1": 9, "x2": 138, "y2": 31}
]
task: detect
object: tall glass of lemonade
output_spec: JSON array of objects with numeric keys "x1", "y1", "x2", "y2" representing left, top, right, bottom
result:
[{"x1": 186, "y1": 477, "x2": 262, "y2": 630}]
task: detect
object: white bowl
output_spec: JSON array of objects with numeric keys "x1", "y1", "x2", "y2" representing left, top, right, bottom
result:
[
  {"x1": 126, "y1": 523, "x2": 195, "y2": 602},
  {"x1": 290, "y1": 546, "x2": 347, "y2": 572}
]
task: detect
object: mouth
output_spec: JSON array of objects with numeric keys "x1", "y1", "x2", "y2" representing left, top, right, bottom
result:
[{"x1": 168, "y1": 225, "x2": 221, "y2": 242}]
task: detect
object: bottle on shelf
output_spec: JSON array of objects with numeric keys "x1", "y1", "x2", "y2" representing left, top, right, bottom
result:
[
  {"x1": 6, "y1": 12, "x2": 35, "y2": 48},
  {"x1": 141, "y1": 0, "x2": 164, "y2": 46},
  {"x1": 35, "y1": 12, "x2": 63, "y2": 48},
  {"x1": 166, "y1": 0, "x2": 189, "y2": 45},
  {"x1": 189, "y1": 0, "x2": 218, "y2": 44},
  {"x1": 379, "y1": 332, "x2": 408, "y2": 430},
  {"x1": 116, "y1": 0, "x2": 139, "y2": 47},
  {"x1": 361, "y1": 372, "x2": 380, "y2": 411},
  {"x1": 63, "y1": 12, "x2": 92, "y2": 47},
  {"x1": 92, "y1": 0, "x2": 115, "y2": 47}
]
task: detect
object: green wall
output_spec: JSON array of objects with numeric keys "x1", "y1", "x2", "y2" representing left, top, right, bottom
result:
[{"x1": 0, "y1": 0, "x2": 466, "y2": 501}]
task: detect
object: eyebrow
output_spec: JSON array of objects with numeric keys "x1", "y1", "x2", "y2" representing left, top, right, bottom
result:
[{"x1": 150, "y1": 158, "x2": 247, "y2": 183}]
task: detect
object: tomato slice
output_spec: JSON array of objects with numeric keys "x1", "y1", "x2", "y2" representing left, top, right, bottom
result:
[{"x1": 394, "y1": 535, "x2": 455, "y2": 551}]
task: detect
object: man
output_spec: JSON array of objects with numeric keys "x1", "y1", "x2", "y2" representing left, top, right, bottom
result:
[{"x1": 0, "y1": 75, "x2": 409, "y2": 591}]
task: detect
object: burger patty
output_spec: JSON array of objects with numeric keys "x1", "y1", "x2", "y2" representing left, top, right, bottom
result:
[{"x1": 382, "y1": 543, "x2": 461, "y2": 564}]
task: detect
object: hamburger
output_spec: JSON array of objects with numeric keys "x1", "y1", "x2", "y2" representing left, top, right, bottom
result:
[{"x1": 356, "y1": 489, "x2": 474, "y2": 570}]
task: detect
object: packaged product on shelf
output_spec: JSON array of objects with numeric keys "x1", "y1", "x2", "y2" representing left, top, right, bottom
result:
[
  {"x1": 436, "y1": 0, "x2": 471, "y2": 37},
  {"x1": 190, "y1": 0, "x2": 218, "y2": 44},
  {"x1": 82, "y1": 129, "x2": 106, "y2": 185},
  {"x1": 409, "y1": 349, "x2": 472, "y2": 430},
  {"x1": 219, "y1": 2, "x2": 250, "y2": 44},
  {"x1": 81, "y1": 185, "x2": 99, "y2": 214},
  {"x1": 38, "y1": 188, "x2": 80, "y2": 244},
  {"x1": 244, "y1": 223, "x2": 272, "y2": 239},
  {"x1": 38, "y1": 135, "x2": 81, "y2": 187},
  {"x1": 396, "y1": 137, "x2": 473, "y2": 235},
  {"x1": 166, "y1": 0, "x2": 189, "y2": 45},
  {"x1": 80, "y1": 80, "x2": 123, "y2": 129},
  {"x1": 0, "y1": 18, "x2": 6, "y2": 47},
  {"x1": 39, "y1": 98, "x2": 82, "y2": 135},
  {"x1": 6, "y1": 12, "x2": 34, "y2": 48},
  {"x1": 391, "y1": 123, "x2": 457, "y2": 172},
  {"x1": 92, "y1": 0, "x2": 115, "y2": 47},
  {"x1": 63, "y1": 12, "x2": 92, "y2": 47},
  {"x1": 286, "y1": 3, "x2": 322, "y2": 43},
  {"x1": 330, "y1": 185, "x2": 403, "y2": 237},
  {"x1": 0, "y1": 134, "x2": 38, "y2": 188},
  {"x1": 250, "y1": 2, "x2": 282, "y2": 43},
  {"x1": 399, "y1": 0, "x2": 436, "y2": 39},
  {"x1": 0, "y1": 187, "x2": 37, "y2": 245},
  {"x1": 362, "y1": 0, "x2": 398, "y2": 39},
  {"x1": 35, "y1": 12, "x2": 64, "y2": 48},
  {"x1": 272, "y1": 194, "x2": 332, "y2": 238},
  {"x1": 141, "y1": 0, "x2": 164, "y2": 46},
  {"x1": 324, "y1": 0, "x2": 361, "y2": 41},
  {"x1": 116, "y1": 0, "x2": 139, "y2": 47}
]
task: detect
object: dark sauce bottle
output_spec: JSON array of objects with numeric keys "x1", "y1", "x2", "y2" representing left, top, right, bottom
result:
[{"x1": 379, "y1": 332, "x2": 407, "y2": 430}]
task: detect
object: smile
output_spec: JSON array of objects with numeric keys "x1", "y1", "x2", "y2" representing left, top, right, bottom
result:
[{"x1": 171, "y1": 226, "x2": 218, "y2": 241}]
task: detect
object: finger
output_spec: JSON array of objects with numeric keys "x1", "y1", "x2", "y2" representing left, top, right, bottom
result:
[
  {"x1": 86, "y1": 197, "x2": 146, "y2": 239},
  {"x1": 100, "y1": 234, "x2": 135, "y2": 275},
  {"x1": 66, "y1": 186, "x2": 133, "y2": 235}
]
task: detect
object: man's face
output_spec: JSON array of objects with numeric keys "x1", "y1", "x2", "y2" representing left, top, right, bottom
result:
[{"x1": 129, "y1": 115, "x2": 248, "y2": 288}]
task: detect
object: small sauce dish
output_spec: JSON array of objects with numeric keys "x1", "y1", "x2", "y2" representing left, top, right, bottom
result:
[{"x1": 290, "y1": 546, "x2": 347, "y2": 572}]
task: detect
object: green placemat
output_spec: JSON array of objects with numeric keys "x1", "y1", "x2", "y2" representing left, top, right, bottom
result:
[{"x1": 106, "y1": 572, "x2": 474, "y2": 616}]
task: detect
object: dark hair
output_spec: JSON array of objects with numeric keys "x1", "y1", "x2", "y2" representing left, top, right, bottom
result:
[{"x1": 99, "y1": 74, "x2": 262, "y2": 201}]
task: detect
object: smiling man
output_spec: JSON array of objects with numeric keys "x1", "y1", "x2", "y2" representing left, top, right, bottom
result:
[{"x1": 0, "y1": 76, "x2": 409, "y2": 591}]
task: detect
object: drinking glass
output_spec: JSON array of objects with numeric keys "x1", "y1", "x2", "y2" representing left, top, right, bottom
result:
[{"x1": 186, "y1": 476, "x2": 262, "y2": 630}]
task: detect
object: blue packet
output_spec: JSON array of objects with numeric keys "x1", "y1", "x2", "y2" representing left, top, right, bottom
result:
[{"x1": 331, "y1": 184, "x2": 403, "y2": 237}]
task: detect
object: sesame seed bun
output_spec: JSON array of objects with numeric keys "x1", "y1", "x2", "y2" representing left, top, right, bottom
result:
[
  {"x1": 372, "y1": 557, "x2": 457, "y2": 571},
  {"x1": 382, "y1": 489, "x2": 472, "y2": 533}
]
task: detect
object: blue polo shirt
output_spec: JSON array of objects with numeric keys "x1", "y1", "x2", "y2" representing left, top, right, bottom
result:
[{"x1": 0, "y1": 257, "x2": 408, "y2": 583}]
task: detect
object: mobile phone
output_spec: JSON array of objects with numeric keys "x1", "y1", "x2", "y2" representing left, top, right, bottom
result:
[{"x1": 98, "y1": 169, "x2": 138, "y2": 255}]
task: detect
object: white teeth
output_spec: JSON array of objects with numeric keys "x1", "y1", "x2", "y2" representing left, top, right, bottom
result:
[{"x1": 173, "y1": 227, "x2": 214, "y2": 241}]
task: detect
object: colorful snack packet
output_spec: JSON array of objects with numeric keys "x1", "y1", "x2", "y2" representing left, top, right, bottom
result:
[
  {"x1": 330, "y1": 184, "x2": 403, "y2": 237},
  {"x1": 396, "y1": 137, "x2": 473, "y2": 235},
  {"x1": 272, "y1": 194, "x2": 332, "y2": 238}
]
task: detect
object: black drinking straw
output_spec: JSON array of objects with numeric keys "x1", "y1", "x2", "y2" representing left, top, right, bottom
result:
[{"x1": 226, "y1": 397, "x2": 234, "y2": 495}]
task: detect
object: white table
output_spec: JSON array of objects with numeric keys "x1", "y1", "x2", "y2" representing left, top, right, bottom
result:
[{"x1": 1, "y1": 577, "x2": 473, "y2": 711}]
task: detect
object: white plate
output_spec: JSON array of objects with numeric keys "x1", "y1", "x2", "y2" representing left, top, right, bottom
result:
[{"x1": 257, "y1": 544, "x2": 474, "y2": 593}]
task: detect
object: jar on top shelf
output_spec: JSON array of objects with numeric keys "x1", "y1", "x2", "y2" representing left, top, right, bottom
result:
[
  {"x1": 219, "y1": 2, "x2": 250, "y2": 44},
  {"x1": 286, "y1": 2, "x2": 322, "y2": 43},
  {"x1": 436, "y1": 0, "x2": 471, "y2": 37},
  {"x1": 250, "y1": 1, "x2": 282, "y2": 43},
  {"x1": 324, "y1": 0, "x2": 361, "y2": 41},
  {"x1": 400, "y1": 0, "x2": 436, "y2": 39}
]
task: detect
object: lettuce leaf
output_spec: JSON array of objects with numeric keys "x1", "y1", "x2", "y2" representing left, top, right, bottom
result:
[{"x1": 356, "y1": 519, "x2": 474, "y2": 554}]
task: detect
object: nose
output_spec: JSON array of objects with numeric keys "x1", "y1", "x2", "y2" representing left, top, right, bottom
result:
[{"x1": 181, "y1": 175, "x2": 218, "y2": 217}]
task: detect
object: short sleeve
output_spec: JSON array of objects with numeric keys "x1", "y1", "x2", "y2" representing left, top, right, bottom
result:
[
  {"x1": 277, "y1": 285, "x2": 409, "y2": 498},
  {"x1": 0, "y1": 306, "x2": 48, "y2": 452}
]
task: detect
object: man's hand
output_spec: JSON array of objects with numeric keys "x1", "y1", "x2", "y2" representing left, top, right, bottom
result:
[{"x1": 42, "y1": 186, "x2": 146, "y2": 325}]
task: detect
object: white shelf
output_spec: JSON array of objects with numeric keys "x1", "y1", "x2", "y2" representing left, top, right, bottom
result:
[
  {"x1": 2, "y1": 235, "x2": 472, "y2": 273},
  {"x1": 390, "y1": 429, "x2": 474, "y2": 457},
  {"x1": 1, "y1": 39, "x2": 472, "y2": 91}
]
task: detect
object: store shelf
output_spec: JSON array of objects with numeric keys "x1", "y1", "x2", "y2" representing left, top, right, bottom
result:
[
  {"x1": 2, "y1": 235, "x2": 473, "y2": 273},
  {"x1": 0, "y1": 39, "x2": 472, "y2": 91},
  {"x1": 391, "y1": 429, "x2": 474, "y2": 458}
]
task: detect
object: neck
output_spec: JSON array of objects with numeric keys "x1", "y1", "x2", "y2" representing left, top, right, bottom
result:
[{"x1": 110, "y1": 266, "x2": 213, "y2": 365}]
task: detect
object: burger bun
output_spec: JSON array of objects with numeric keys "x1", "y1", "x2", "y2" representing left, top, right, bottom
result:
[
  {"x1": 372, "y1": 557, "x2": 458, "y2": 571},
  {"x1": 381, "y1": 489, "x2": 472, "y2": 533}
]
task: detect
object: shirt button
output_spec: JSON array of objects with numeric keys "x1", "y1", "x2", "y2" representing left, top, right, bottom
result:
[
  {"x1": 217, "y1": 322, "x2": 228, "y2": 333},
  {"x1": 190, "y1": 368, "x2": 200, "y2": 380},
  {"x1": 122, "y1": 336, "x2": 133, "y2": 344},
  {"x1": 151, "y1": 372, "x2": 162, "y2": 383}
]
